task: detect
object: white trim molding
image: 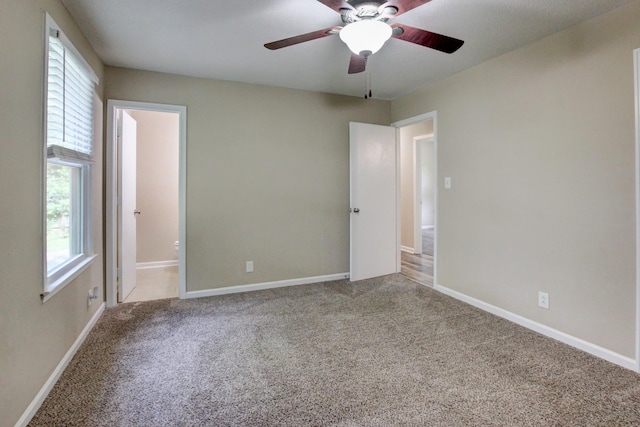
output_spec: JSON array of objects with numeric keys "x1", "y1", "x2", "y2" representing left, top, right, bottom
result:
[
  {"x1": 391, "y1": 112, "x2": 436, "y2": 129},
  {"x1": 136, "y1": 260, "x2": 179, "y2": 270},
  {"x1": 16, "y1": 303, "x2": 105, "y2": 427},
  {"x1": 42, "y1": 255, "x2": 97, "y2": 303},
  {"x1": 434, "y1": 284, "x2": 637, "y2": 372},
  {"x1": 634, "y1": 48, "x2": 640, "y2": 373},
  {"x1": 185, "y1": 273, "x2": 350, "y2": 299}
]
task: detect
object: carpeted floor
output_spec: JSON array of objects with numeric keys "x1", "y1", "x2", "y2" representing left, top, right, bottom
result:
[{"x1": 30, "y1": 274, "x2": 640, "y2": 426}]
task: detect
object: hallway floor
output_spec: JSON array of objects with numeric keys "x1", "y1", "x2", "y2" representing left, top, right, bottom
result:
[
  {"x1": 401, "y1": 228, "x2": 434, "y2": 286},
  {"x1": 123, "y1": 265, "x2": 179, "y2": 303}
]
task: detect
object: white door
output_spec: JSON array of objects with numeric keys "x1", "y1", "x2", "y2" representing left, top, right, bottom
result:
[
  {"x1": 350, "y1": 122, "x2": 397, "y2": 281},
  {"x1": 118, "y1": 110, "x2": 138, "y2": 302}
]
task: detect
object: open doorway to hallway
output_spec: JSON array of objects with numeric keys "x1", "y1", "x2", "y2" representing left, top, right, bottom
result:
[
  {"x1": 105, "y1": 100, "x2": 187, "y2": 308},
  {"x1": 119, "y1": 109, "x2": 180, "y2": 303},
  {"x1": 397, "y1": 118, "x2": 435, "y2": 286}
]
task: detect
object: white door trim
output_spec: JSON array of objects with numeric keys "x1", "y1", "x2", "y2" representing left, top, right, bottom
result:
[
  {"x1": 633, "y1": 48, "x2": 640, "y2": 372},
  {"x1": 105, "y1": 100, "x2": 187, "y2": 307},
  {"x1": 413, "y1": 134, "x2": 434, "y2": 255},
  {"x1": 392, "y1": 111, "x2": 438, "y2": 286}
]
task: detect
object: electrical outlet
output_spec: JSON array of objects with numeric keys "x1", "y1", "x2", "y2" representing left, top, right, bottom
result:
[
  {"x1": 246, "y1": 261, "x2": 254, "y2": 273},
  {"x1": 538, "y1": 291, "x2": 549, "y2": 309},
  {"x1": 87, "y1": 287, "x2": 97, "y2": 307}
]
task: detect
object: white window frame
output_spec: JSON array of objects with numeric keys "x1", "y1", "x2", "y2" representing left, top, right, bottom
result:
[{"x1": 42, "y1": 14, "x2": 98, "y2": 302}]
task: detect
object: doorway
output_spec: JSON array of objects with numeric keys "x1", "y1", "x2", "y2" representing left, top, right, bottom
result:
[
  {"x1": 393, "y1": 112, "x2": 437, "y2": 286},
  {"x1": 105, "y1": 100, "x2": 187, "y2": 307}
]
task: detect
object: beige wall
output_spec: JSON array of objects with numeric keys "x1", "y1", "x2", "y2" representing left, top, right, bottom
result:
[
  {"x1": 127, "y1": 110, "x2": 180, "y2": 264},
  {"x1": 400, "y1": 121, "x2": 433, "y2": 250},
  {"x1": 392, "y1": 1, "x2": 639, "y2": 357},
  {"x1": 105, "y1": 68, "x2": 391, "y2": 291},
  {"x1": 0, "y1": 1, "x2": 104, "y2": 425}
]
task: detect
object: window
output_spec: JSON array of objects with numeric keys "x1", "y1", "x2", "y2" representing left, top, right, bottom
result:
[{"x1": 43, "y1": 15, "x2": 98, "y2": 301}]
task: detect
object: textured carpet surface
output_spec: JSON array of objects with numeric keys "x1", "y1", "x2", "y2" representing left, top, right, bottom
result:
[{"x1": 30, "y1": 274, "x2": 640, "y2": 426}]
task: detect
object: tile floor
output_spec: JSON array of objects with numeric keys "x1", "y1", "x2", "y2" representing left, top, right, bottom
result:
[{"x1": 123, "y1": 265, "x2": 179, "y2": 303}]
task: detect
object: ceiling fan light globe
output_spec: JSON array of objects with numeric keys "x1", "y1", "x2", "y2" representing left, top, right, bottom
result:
[{"x1": 339, "y1": 20, "x2": 392, "y2": 56}]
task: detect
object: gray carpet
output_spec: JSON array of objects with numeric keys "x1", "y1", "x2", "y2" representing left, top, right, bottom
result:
[{"x1": 30, "y1": 274, "x2": 640, "y2": 426}]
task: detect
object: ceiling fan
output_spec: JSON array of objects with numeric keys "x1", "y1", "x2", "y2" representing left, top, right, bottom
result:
[{"x1": 264, "y1": 0, "x2": 464, "y2": 74}]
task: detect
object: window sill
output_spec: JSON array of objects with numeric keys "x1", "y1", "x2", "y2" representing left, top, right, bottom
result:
[{"x1": 42, "y1": 254, "x2": 97, "y2": 303}]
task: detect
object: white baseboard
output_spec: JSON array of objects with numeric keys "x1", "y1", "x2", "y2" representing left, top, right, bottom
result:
[
  {"x1": 433, "y1": 284, "x2": 637, "y2": 371},
  {"x1": 16, "y1": 302, "x2": 105, "y2": 427},
  {"x1": 185, "y1": 273, "x2": 350, "y2": 299},
  {"x1": 136, "y1": 260, "x2": 179, "y2": 270},
  {"x1": 401, "y1": 246, "x2": 415, "y2": 253}
]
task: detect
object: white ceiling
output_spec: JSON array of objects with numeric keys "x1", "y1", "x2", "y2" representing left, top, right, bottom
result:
[{"x1": 60, "y1": 0, "x2": 632, "y2": 100}]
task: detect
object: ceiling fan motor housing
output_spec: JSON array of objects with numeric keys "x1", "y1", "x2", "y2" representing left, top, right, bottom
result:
[{"x1": 341, "y1": 1, "x2": 398, "y2": 24}]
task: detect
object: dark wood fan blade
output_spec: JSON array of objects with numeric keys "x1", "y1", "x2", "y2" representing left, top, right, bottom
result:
[
  {"x1": 264, "y1": 26, "x2": 341, "y2": 50},
  {"x1": 348, "y1": 54, "x2": 367, "y2": 74},
  {"x1": 316, "y1": 0, "x2": 355, "y2": 13},
  {"x1": 380, "y1": 0, "x2": 432, "y2": 17},
  {"x1": 391, "y1": 23, "x2": 464, "y2": 53}
]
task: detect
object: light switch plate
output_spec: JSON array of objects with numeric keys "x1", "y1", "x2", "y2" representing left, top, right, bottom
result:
[{"x1": 444, "y1": 177, "x2": 451, "y2": 189}]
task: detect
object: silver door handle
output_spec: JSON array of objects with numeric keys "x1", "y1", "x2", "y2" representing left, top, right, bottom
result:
[{"x1": 134, "y1": 209, "x2": 141, "y2": 215}]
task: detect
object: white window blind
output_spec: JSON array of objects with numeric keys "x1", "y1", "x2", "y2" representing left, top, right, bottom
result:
[
  {"x1": 43, "y1": 15, "x2": 98, "y2": 302},
  {"x1": 46, "y1": 30, "x2": 94, "y2": 159}
]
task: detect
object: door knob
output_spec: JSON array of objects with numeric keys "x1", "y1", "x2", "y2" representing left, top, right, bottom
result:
[
  {"x1": 353, "y1": 208, "x2": 360, "y2": 213},
  {"x1": 134, "y1": 209, "x2": 141, "y2": 215}
]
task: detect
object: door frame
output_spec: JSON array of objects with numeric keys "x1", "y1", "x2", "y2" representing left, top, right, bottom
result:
[
  {"x1": 105, "y1": 100, "x2": 187, "y2": 307},
  {"x1": 392, "y1": 111, "x2": 438, "y2": 286},
  {"x1": 633, "y1": 48, "x2": 640, "y2": 372},
  {"x1": 413, "y1": 133, "x2": 435, "y2": 255}
]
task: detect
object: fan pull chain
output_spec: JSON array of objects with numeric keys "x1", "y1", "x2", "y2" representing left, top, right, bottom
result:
[
  {"x1": 364, "y1": 73, "x2": 373, "y2": 99},
  {"x1": 364, "y1": 74, "x2": 368, "y2": 99}
]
